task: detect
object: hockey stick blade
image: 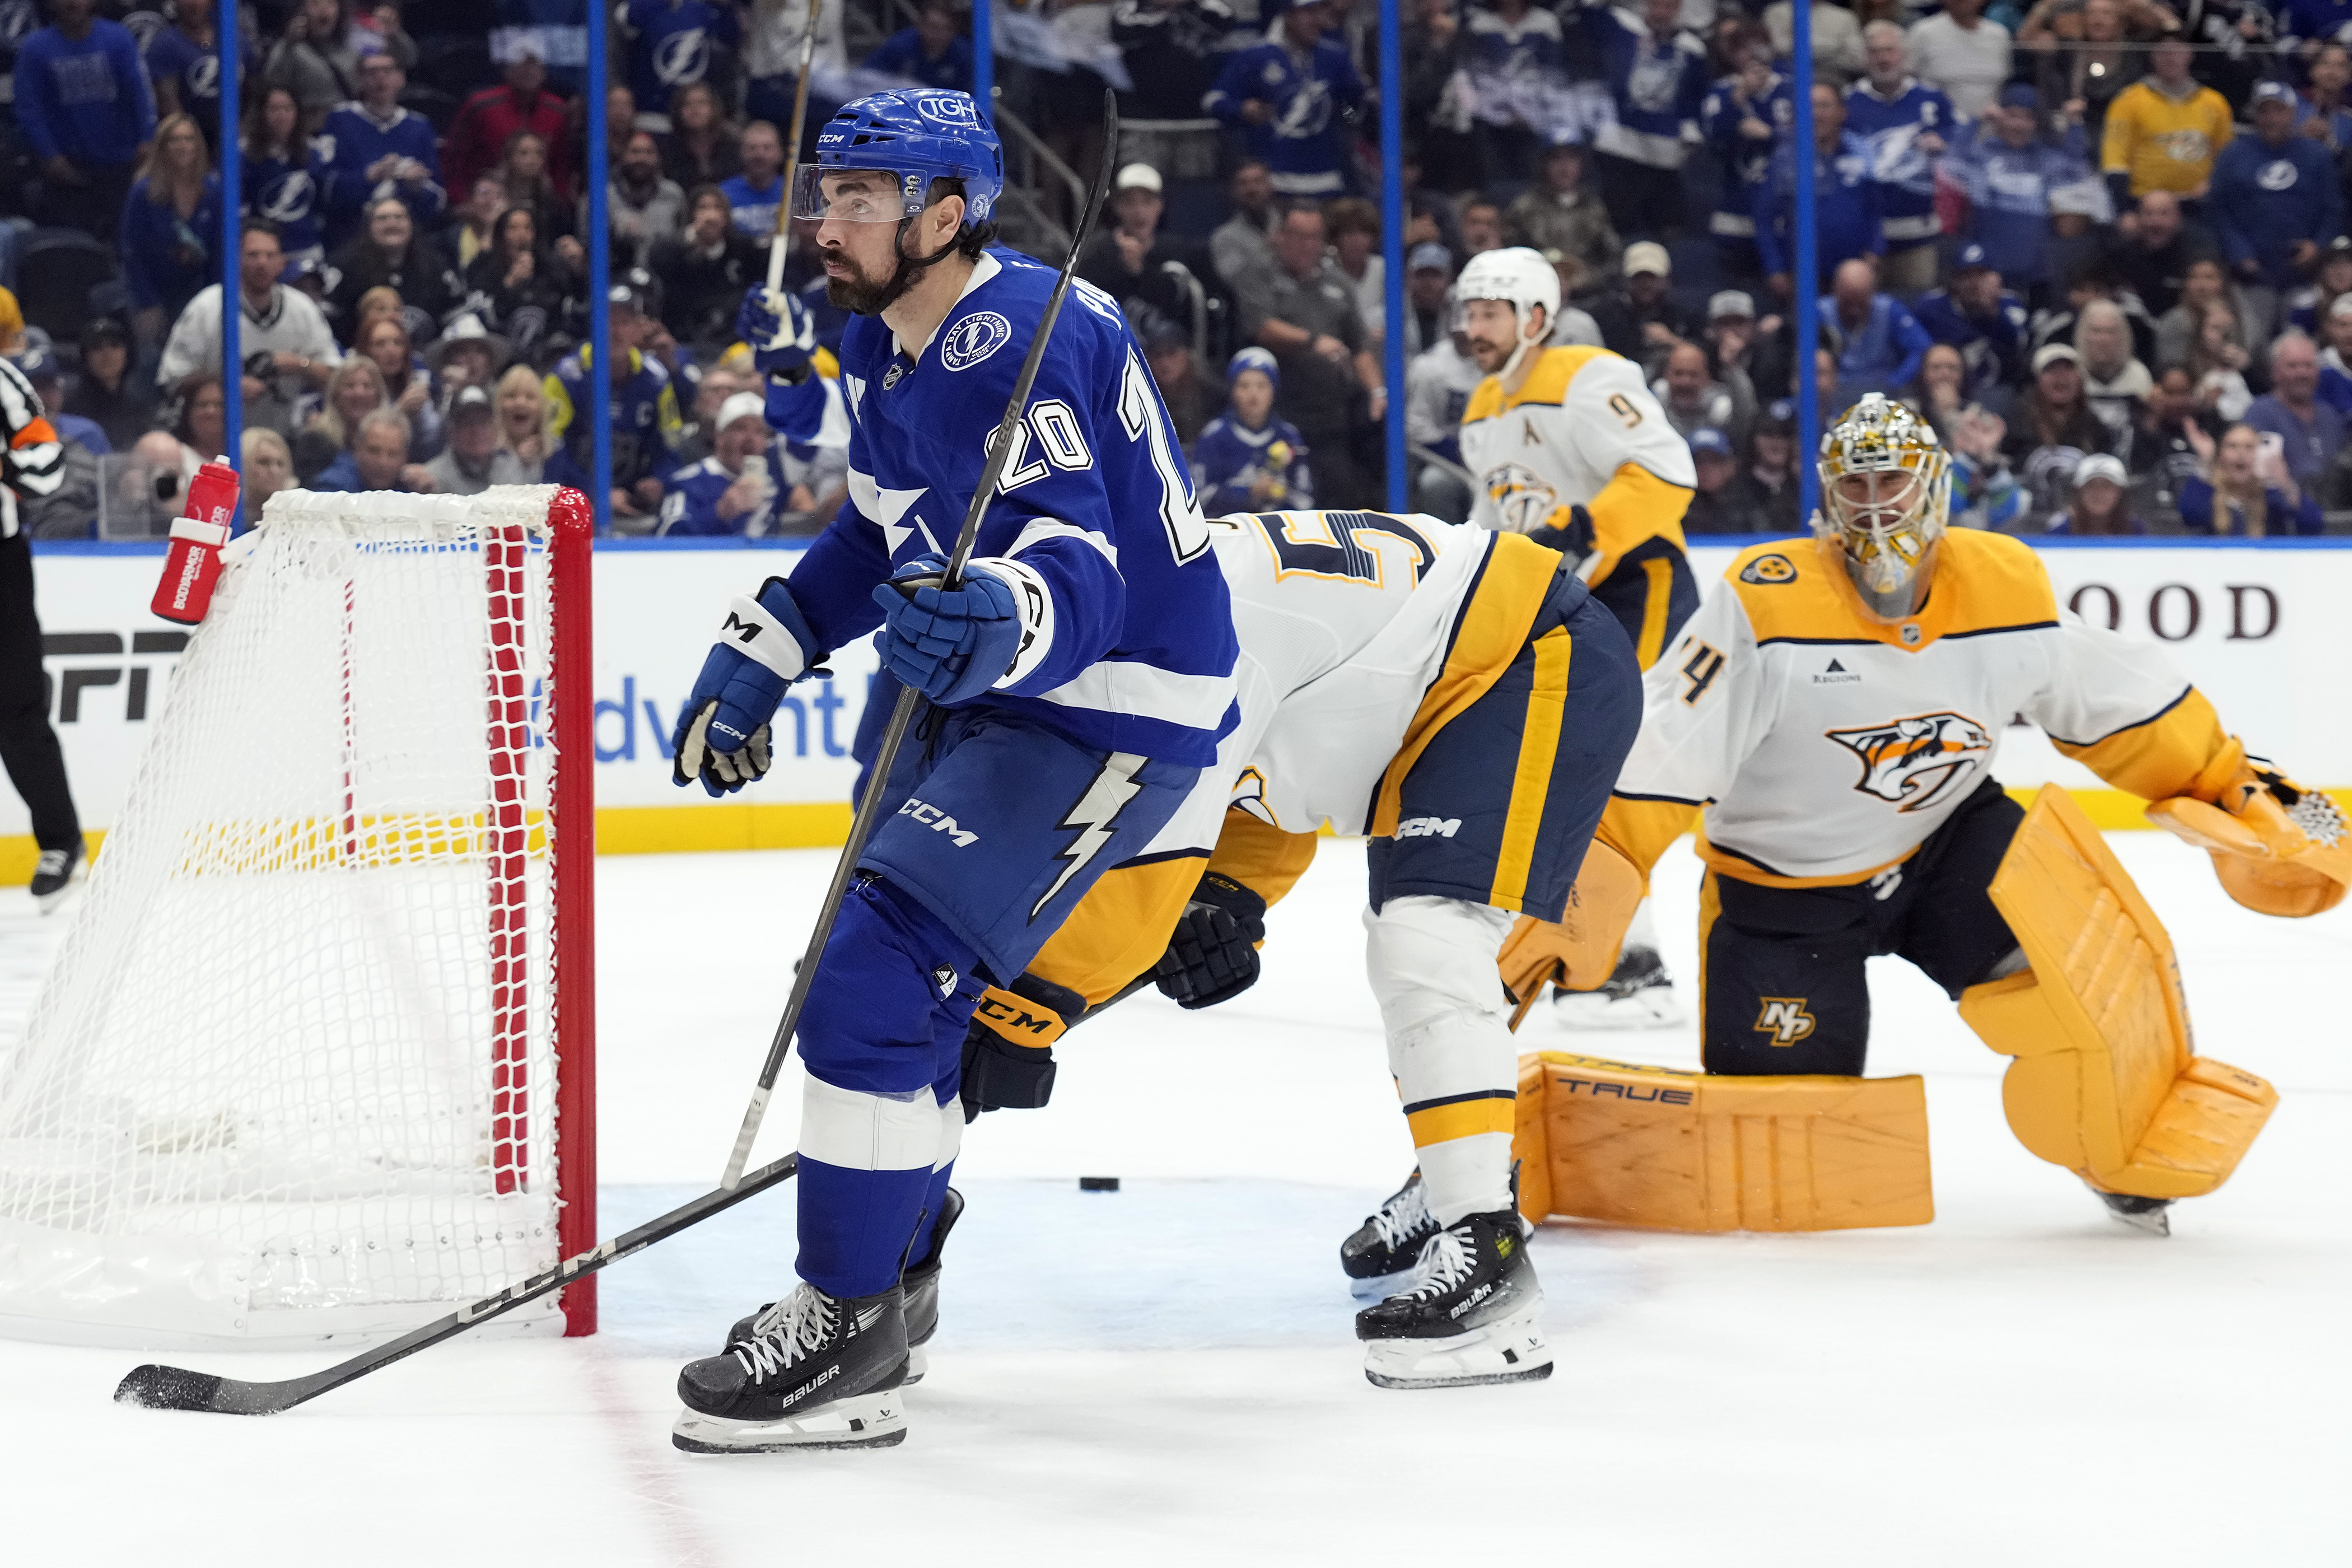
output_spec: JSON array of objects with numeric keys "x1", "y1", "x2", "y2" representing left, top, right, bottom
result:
[
  {"x1": 116, "y1": 1154, "x2": 800, "y2": 1416},
  {"x1": 717, "y1": 90, "x2": 1126, "y2": 1189}
]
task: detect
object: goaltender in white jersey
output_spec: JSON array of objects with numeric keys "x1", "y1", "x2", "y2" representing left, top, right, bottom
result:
[{"x1": 958, "y1": 509, "x2": 1644, "y2": 1388}]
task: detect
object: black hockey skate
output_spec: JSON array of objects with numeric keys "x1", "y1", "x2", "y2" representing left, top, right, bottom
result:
[
  {"x1": 674, "y1": 1283, "x2": 909, "y2": 1453},
  {"x1": 1551, "y1": 944, "x2": 1683, "y2": 1029},
  {"x1": 722, "y1": 1189, "x2": 964, "y2": 1383},
  {"x1": 2090, "y1": 1184, "x2": 2173, "y2": 1237},
  {"x1": 29, "y1": 843, "x2": 82, "y2": 914},
  {"x1": 1355, "y1": 1207, "x2": 1552, "y2": 1389},
  {"x1": 1341, "y1": 1170, "x2": 1439, "y2": 1298}
]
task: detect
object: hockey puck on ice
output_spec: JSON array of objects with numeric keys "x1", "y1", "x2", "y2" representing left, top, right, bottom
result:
[{"x1": 1078, "y1": 1176, "x2": 1120, "y2": 1192}]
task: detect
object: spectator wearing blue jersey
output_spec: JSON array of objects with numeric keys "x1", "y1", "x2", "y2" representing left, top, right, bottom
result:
[
  {"x1": 719, "y1": 120, "x2": 787, "y2": 241},
  {"x1": 2276, "y1": 0, "x2": 2352, "y2": 57},
  {"x1": 1700, "y1": 42, "x2": 1794, "y2": 276},
  {"x1": 1821, "y1": 259, "x2": 1933, "y2": 409},
  {"x1": 13, "y1": 0, "x2": 156, "y2": 241},
  {"x1": 319, "y1": 50, "x2": 445, "y2": 247},
  {"x1": 1755, "y1": 84, "x2": 1882, "y2": 301},
  {"x1": 2178, "y1": 421, "x2": 2325, "y2": 535},
  {"x1": 1939, "y1": 83, "x2": 2101, "y2": 297},
  {"x1": 2210, "y1": 82, "x2": 2343, "y2": 293},
  {"x1": 2298, "y1": 45, "x2": 2352, "y2": 151},
  {"x1": 312, "y1": 405, "x2": 430, "y2": 494},
  {"x1": 1203, "y1": 0, "x2": 1366, "y2": 198},
  {"x1": 243, "y1": 85, "x2": 331, "y2": 264},
  {"x1": 1115, "y1": 0, "x2": 1244, "y2": 122},
  {"x1": 1193, "y1": 346, "x2": 1315, "y2": 515},
  {"x1": 867, "y1": 2, "x2": 973, "y2": 93},
  {"x1": 1913, "y1": 244, "x2": 2031, "y2": 394},
  {"x1": 1846, "y1": 22, "x2": 1957, "y2": 295},
  {"x1": 620, "y1": 0, "x2": 739, "y2": 120},
  {"x1": 119, "y1": 115, "x2": 221, "y2": 345},
  {"x1": 266, "y1": 0, "x2": 414, "y2": 131},
  {"x1": 1458, "y1": 0, "x2": 1569, "y2": 189},
  {"x1": 2316, "y1": 292, "x2": 2352, "y2": 413},
  {"x1": 1583, "y1": 0, "x2": 1711, "y2": 239},
  {"x1": 660, "y1": 392, "x2": 792, "y2": 535},
  {"x1": 2244, "y1": 332, "x2": 2345, "y2": 493},
  {"x1": 145, "y1": 0, "x2": 238, "y2": 153}
]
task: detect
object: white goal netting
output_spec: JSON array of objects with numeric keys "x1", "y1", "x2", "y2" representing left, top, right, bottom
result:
[{"x1": 0, "y1": 487, "x2": 586, "y2": 1346}]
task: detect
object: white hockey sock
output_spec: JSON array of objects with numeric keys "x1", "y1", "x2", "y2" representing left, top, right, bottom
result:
[
  {"x1": 1623, "y1": 896, "x2": 1659, "y2": 954},
  {"x1": 1365, "y1": 896, "x2": 1519, "y2": 1226}
]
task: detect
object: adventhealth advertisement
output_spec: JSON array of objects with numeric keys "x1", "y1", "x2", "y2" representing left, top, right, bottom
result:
[{"x1": 10, "y1": 538, "x2": 2347, "y2": 852}]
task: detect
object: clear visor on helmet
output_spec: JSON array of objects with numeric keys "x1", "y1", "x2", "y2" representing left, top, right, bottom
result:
[
  {"x1": 1821, "y1": 463, "x2": 1944, "y2": 621},
  {"x1": 792, "y1": 165, "x2": 930, "y2": 223}
]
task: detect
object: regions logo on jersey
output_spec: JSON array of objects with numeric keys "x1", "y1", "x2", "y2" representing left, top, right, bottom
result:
[
  {"x1": 940, "y1": 311, "x2": 1012, "y2": 372},
  {"x1": 1482, "y1": 462, "x2": 1559, "y2": 535},
  {"x1": 1739, "y1": 553, "x2": 1796, "y2": 585},
  {"x1": 1754, "y1": 997, "x2": 1815, "y2": 1044},
  {"x1": 1826, "y1": 711, "x2": 1994, "y2": 813}
]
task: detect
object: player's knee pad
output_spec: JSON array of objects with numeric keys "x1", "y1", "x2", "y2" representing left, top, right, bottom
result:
[
  {"x1": 799, "y1": 876, "x2": 979, "y2": 1099},
  {"x1": 1959, "y1": 785, "x2": 2278, "y2": 1200},
  {"x1": 1511, "y1": 1052, "x2": 1933, "y2": 1231},
  {"x1": 799, "y1": 1075, "x2": 941, "y2": 1174},
  {"x1": 1366, "y1": 895, "x2": 1515, "y2": 1043}
]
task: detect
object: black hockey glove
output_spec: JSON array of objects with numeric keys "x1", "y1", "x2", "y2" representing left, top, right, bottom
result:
[
  {"x1": 959, "y1": 973, "x2": 1086, "y2": 1121},
  {"x1": 1151, "y1": 871, "x2": 1267, "y2": 1010},
  {"x1": 1527, "y1": 503, "x2": 1594, "y2": 561}
]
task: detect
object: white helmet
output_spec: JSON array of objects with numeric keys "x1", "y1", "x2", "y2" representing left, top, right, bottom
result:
[{"x1": 1454, "y1": 246, "x2": 1561, "y2": 381}]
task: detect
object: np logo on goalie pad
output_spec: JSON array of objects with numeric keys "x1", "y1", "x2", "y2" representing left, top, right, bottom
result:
[
  {"x1": 1754, "y1": 997, "x2": 1816, "y2": 1044},
  {"x1": 1826, "y1": 711, "x2": 1994, "y2": 813}
]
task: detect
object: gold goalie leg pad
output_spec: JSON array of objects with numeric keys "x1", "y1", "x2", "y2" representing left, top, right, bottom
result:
[
  {"x1": 1959, "y1": 785, "x2": 2279, "y2": 1201},
  {"x1": 1509, "y1": 1052, "x2": 1932, "y2": 1231}
]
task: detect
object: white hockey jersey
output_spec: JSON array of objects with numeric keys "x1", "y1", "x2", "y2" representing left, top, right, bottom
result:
[
  {"x1": 1609, "y1": 532, "x2": 2233, "y2": 886},
  {"x1": 1137, "y1": 509, "x2": 1567, "y2": 859},
  {"x1": 1457, "y1": 344, "x2": 1695, "y2": 589}
]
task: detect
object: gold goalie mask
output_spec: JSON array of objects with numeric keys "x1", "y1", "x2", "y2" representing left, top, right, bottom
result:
[{"x1": 1815, "y1": 395, "x2": 1953, "y2": 623}]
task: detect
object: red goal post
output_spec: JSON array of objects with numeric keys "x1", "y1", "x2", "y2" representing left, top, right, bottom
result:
[{"x1": 0, "y1": 486, "x2": 598, "y2": 1346}]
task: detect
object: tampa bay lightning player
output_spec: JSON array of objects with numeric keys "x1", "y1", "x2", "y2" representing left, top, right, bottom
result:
[{"x1": 665, "y1": 88, "x2": 1238, "y2": 1454}]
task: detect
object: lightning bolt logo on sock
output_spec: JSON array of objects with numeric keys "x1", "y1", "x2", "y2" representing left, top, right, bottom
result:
[{"x1": 1030, "y1": 753, "x2": 1146, "y2": 920}]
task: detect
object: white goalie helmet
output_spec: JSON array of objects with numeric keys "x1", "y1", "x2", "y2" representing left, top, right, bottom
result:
[
  {"x1": 1454, "y1": 246, "x2": 1561, "y2": 380},
  {"x1": 1814, "y1": 394, "x2": 1953, "y2": 623}
]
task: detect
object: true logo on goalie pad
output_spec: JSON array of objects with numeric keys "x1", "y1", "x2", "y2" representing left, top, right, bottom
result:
[
  {"x1": 1826, "y1": 710, "x2": 1995, "y2": 813},
  {"x1": 1754, "y1": 997, "x2": 1816, "y2": 1044}
]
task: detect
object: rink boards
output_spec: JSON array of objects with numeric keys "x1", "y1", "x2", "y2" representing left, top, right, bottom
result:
[{"x1": 9, "y1": 534, "x2": 2349, "y2": 874}]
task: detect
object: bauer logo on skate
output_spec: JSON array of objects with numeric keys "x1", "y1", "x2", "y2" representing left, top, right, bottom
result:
[{"x1": 1826, "y1": 711, "x2": 1995, "y2": 813}]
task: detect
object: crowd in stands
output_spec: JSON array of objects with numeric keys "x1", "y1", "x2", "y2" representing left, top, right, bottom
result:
[{"x1": 2, "y1": 0, "x2": 2348, "y2": 537}]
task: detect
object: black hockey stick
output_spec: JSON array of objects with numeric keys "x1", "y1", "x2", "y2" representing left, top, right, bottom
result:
[
  {"x1": 114, "y1": 1156, "x2": 799, "y2": 1416},
  {"x1": 717, "y1": 90, "x2": 1122, "y2": 1188}
]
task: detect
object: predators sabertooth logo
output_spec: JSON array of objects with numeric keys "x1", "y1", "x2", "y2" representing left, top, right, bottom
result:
[
  {"x1": 1827, "y1": 711, "x2": 1995, "y2": 813},
  {"x1": 1481, "y1": 462, "x2": 1559, "y2": 535}
]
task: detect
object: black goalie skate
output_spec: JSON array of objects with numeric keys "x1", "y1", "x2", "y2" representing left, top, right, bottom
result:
[
  {"x1": 722, "y1": 1189, "x2": 964, "y2": 1384},
  {"x1": 1355, "y1": 1207, "x2": 1552, "y2": 1390},
  {"x1": 2090, "y1": 1183, "x2": 2173, "y2": 1237},
  {"x1": 674, "y1": 1283, "x2": 909, "y2": 1453},
  {"x1": 29, "y1": 842, "x2": 82, "y2": 914},
  {"x1": 1341, "y1": 1170, "x2": 1439, "y2": 1298},
  {"x1": 1551, "y1": 944, "x2": 1683, "y2": 1029}
]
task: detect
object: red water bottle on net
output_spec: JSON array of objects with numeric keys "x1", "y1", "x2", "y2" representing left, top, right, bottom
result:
[{"x1": 149, "y1": 458, "x2": 242, "y2": 626}]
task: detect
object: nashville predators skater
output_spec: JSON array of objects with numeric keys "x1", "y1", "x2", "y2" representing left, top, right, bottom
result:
[
  {"x1": 1455, "y1": 245, "x2": 1697, "y2": 1028},
  {"x1": 1510, "y1": 394, "x2": 2344, "y2": 1237},
  {"x1": 947, "y1": 508, "x2": 1644, "y2": 1389}
]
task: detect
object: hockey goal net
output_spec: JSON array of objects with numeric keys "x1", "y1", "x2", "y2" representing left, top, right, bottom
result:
[{"x1": 0, "y1": 486, "x2": 596, "y2": 1346}]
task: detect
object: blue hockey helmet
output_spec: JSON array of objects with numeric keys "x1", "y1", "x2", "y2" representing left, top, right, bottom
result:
[{"x1": 796, "y1": 89, "x2": 1003, "y2": 228}]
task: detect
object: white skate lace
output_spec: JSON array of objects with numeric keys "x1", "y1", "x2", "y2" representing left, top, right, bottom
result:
[
  {"x1": 32, "y1": 850, "x2": 69, "y2": 878},
  {"x1": 2289, "y1": 792, "x2": 2345, "y2": 848},
  {"x1": 1401, "y1": 1224, "x2": 1478, "y2": 1301},
  {"x1": 1369, "y1": 1179, "x2": 1432, "y2": 1250},
  {"x1": 731, "y1": 1284, "x2": 837, "y2": 1383}
]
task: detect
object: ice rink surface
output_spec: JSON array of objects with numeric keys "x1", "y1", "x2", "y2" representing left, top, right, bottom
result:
[{"x1": 2, "y1": 833, "x2": 2346, "y2": 1566}]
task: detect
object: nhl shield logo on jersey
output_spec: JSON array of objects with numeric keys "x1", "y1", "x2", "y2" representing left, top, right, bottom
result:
[
  {"x1": 1739, "y1": 553, "x2": 1796, "y2": 585},
  {"x1": 1826, "y1": 711, "x2": 1995, "y2": 813},
  {"x1": 941, "y1": 312, "x2": 1013, "y2": 372}
]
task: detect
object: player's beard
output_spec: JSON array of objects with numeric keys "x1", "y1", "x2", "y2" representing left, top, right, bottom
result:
[{"x1": 824, "y1": 248, "x2": 900, "y2": 316}]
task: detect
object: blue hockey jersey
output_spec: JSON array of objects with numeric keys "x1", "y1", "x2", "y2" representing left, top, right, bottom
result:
[
  {"x1": 1203, "y1": 37, "x2": 1365, "y2": 197},
  {"x1": 656, "y1": 437, "x2": 830, "y2": 535},
  {"x1": 1700, "y1": 70, "x2": 1793, "y2": 239},
  {"x1": 782, "y1": 250, "x2": 1239, "y2": 766},
  {"x1": 1754, "y1": 131, "x2": 1883, "y2": 278},
  {"x1": 1583, "y1": 5, "x2": 1709, "y2": 171},
  {"x1": 1192, "y1": 412, "x2": 1314, "y2": 517},
  {"x1": 1842, "y1": 76, "x2": 1956, "y2": 246},
  {"x1": 1911, "y1": 286, "x2": 2029, "y2": 394},
  {"x1": 619, "y1": 0, "x2": 739, "y2": 112},
  {"x1": 720, "y1": 170, "x2": 785, "y2": 240},
  {"x1": 245, "y1": 145, "x2": 330, "y2": 259},
  {"x1": 317, "y1": 102, "x2": 446, "y2": 244}
]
